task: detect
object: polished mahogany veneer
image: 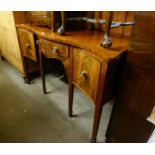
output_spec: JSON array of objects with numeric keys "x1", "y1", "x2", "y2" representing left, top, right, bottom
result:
[{"x1": 16, "y1": 22, "x2": 129, "y2": 142}]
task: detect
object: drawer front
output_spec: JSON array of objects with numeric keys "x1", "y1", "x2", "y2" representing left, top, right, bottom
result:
[
  {"x1": 39, "y1": 39, "x2": 69, "y2": 58},
  {"x1": 17, "y1": 29, "x2": 37, "y2": 61},
  {"x1": 73, "y1": 48, "x2": 101, "y2": 101},
  {"x1": 29, "y1": 11, "x2": 52, "y2": 27},
  {"x1": 29, "y1": 11, "x2": 51, "y2": 16},
  {"x1": 30, "y1": 14, "x2": 51, "y2": 27}
]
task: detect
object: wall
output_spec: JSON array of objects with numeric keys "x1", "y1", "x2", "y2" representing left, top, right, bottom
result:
[{"x1": 0, "y1": 11, "x2": 24, "y2": 74}]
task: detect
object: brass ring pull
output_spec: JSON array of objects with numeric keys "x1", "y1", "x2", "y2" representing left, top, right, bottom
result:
[
  {"x1": 51, "y1": 47, "x2": 58, "y2": 54},
  {"x1": 80, "y1": 71, "x2": 88, "y2": 79},
  {"x1": 25, "y1": 43, "x2": 30, "y2": 49}
]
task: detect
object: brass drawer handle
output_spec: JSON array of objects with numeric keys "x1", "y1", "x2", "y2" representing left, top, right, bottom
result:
[
  {"x1": 25, "y1": 43, "x2": 30, "y2": 49},
  {"x1": 36, "y1": 40, "x2": 39, "y2": 45},
  {"x1": 80, "y1": 71, "x2": 88, "y2": 79},
  {"x1": 51, "y1": 47, "x2": 58, "y2": 54}
]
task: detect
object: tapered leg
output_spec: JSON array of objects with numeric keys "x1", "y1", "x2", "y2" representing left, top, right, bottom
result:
[
  {"x1": 68, "y1": 83, "x2": 74, "y2": 117},
  {"x1": 91, "y1": 103, "x2": 103, "y2": 143},
  {"x1": 23, "y1": 76, "x2": 30, "y2": 84},
  {"x1": 40, "y1": 53, "x2": 46, "y2": 94},
  {"x1": 24, "y1": 57, "x2": 30, "y2": 84},
  {"x1": 68, "y1": 47, "x2": 74, "y2": 117}
]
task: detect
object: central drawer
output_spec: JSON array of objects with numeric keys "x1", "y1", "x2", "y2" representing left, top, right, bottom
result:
[
  {"x1": 73, "y1": 48, "x2": 101, "y2": 101},
  {"x1": 39, "y1": 39, "x2": 69, "y2": 58}
]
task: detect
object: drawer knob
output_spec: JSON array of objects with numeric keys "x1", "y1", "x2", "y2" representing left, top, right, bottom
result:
[
  {"x1": 80, "y1": 71, "x2": 88, "y2": 79},
  {"x1": 36, "y1": 40, "x2": 39, "y2": 45},
  {"x1": 51, "y1": 47, "x2": 58, "y2": 53},
  {"x1": 25, "y1": 43, "x2": 30, "y2": 49}
]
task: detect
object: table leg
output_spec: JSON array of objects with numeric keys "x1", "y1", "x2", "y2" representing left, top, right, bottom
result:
[
  {"x1": 91, "y1": 103, "x2": 103, "y2": 143},
  {"x1": 40, "y1": 53, "x2": 46, "y2": 94},
  {"x1": 68, "y1": 47, "x2": 74, "y2": 117},
  {"x1": 23, "y1": 57, "x2": 30, "y2": 84},
  {"x1": 69, "y1": 83, "x2": 74, "y2": 117}
]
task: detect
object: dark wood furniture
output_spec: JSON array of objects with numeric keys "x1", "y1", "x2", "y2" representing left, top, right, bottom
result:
[
  {"x1": 105, "y1": 12, "x2": 155, "y2": 143},
  {"x1": 16, "y1": 11, "x2": 134, "y2": 142},
  {"x1": 15, "y1": 11, "x2": 134, "y2": 83},
  {"x1": 16, "y1": 24, "x2": 129, "y2": 142},
  {"x1": 106, "y1": 105, "x2": 154, "y2": 143},
  {"x1": 55, "y1": 11, "x2": 134, "y2": 48}
]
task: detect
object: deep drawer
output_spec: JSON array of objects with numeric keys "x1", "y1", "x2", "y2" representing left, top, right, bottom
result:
[{"x1": 72, "y1": 48, "x2": 101, "y2": 101}]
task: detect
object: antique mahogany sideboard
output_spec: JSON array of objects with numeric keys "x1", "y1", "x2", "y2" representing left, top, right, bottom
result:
[{"x1": 16, "y1": 12, "x2": 132, "y2": 142}]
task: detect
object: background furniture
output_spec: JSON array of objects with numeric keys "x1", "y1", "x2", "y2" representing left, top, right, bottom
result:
[
  {"x1": 28, "y1": 11, "x2": 53, "y2": 28},
  {"x1": 54, "y1": 11, "x2": 134, "y2": 48},
  {"x1": 106, "y1": 11, "x2": 155, "y2": 143},
  {"x1": 0, "y1": 12, "x2": 24, "y2": 74},
  {"x1": 0, "y1": 11, "x2": 39, "y2": 80}
]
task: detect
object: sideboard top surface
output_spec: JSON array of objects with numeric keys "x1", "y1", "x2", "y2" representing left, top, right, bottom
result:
[{"x1": 16, "y1": 24, "x2": 130, "y2": 62}]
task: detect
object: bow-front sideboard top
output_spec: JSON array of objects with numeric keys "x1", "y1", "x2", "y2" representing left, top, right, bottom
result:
[{"x1": 16, "y1": 23, "x2": 130, "y2": 142}]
